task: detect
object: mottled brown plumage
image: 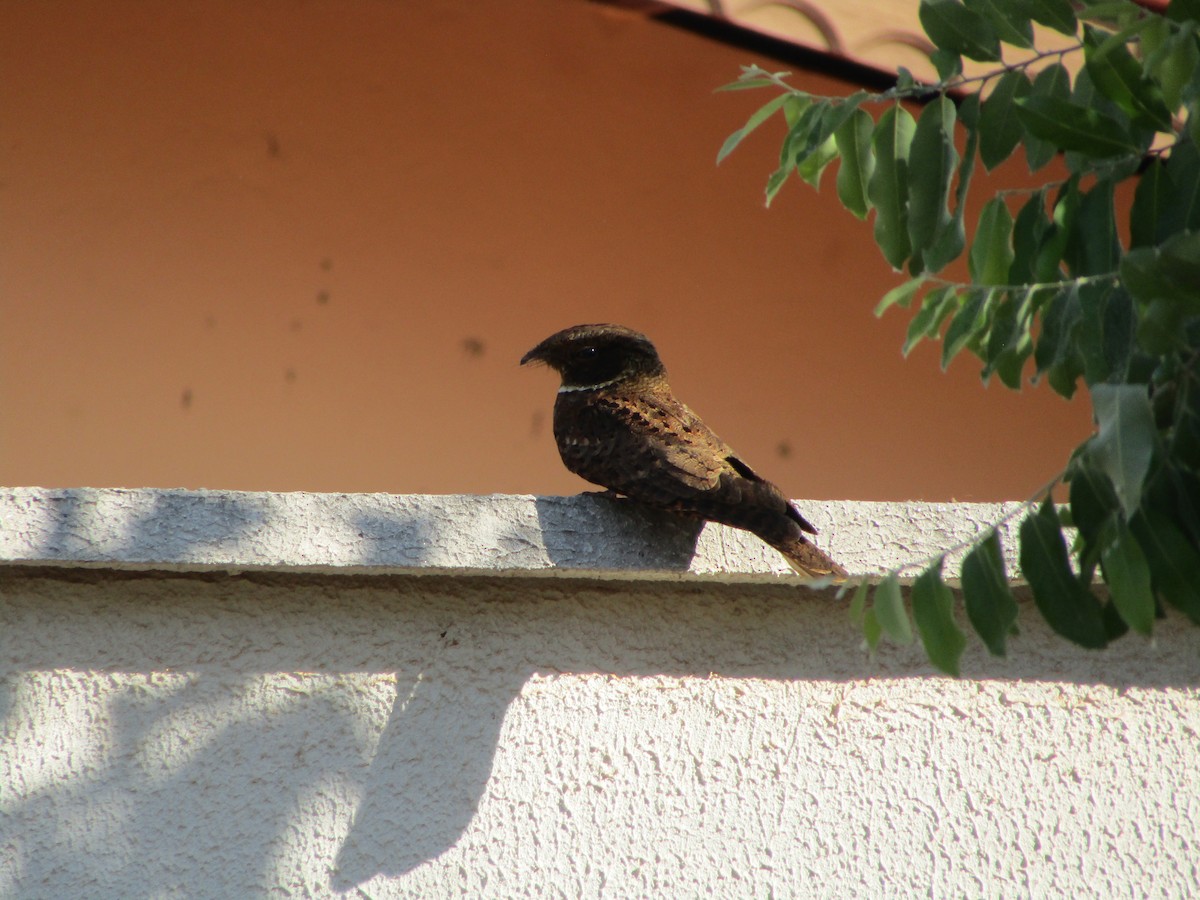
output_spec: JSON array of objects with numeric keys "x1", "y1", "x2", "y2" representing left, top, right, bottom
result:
[{"x1": 521, "y1": 324, "x2": 847, "y2": 580}]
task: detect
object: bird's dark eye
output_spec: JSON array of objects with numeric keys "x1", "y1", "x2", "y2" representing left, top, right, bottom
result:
[{"x1": 564, "y1": 341, "x2": 625, "y2": 387}]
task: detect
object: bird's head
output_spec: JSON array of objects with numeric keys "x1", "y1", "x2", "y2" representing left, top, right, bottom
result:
[{"x1": 520, "y1": 324, "x2": 666, "y2": 390}]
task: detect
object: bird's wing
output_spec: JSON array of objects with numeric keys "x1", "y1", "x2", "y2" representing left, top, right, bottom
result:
[
  {"x1": 556, "y1": 389, "x2": 820, "y2": 537},
  {"x1": 555, "y1": 391, "x2": 725, "y2": 491},
  {"x1": 634, "y1": 395, "x2": 735, "y2": 488}
]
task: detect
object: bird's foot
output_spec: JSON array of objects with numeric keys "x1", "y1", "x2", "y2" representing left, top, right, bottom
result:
[{"x1": 579, "y1": 489, "x2": 626, "y2": 501}]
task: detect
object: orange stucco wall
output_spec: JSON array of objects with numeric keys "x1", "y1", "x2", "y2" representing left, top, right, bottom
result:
[{"x1": 1, "y1": 0, "x2": 1091, "y2": 501}]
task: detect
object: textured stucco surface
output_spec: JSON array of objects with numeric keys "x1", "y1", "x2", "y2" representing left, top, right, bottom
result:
[
  {"x1": 0, "y1": 487, "x2": 1025, "y2": 580},
  {"x1": 2, "y1": 491, "x2": 1199, "y2": 898}
]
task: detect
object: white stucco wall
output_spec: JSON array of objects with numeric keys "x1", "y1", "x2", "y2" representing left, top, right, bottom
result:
[{"x1": 2, "y1": 489, "x2": 1198, "y2": 898}]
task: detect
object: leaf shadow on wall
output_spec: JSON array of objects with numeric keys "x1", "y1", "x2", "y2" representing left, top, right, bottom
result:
[{"x1": 330, "y1": 633, "x2": 531, "y2": 885}]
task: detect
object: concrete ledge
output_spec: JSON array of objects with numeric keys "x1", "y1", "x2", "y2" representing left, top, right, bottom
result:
[{"x1": 0, "y1": 488, "x2": 1024, "y2": 582}]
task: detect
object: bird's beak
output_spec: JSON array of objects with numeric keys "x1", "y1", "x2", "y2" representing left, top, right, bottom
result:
[{"x1": 519, "y1": 341, "x2": 549, "y2": 367}]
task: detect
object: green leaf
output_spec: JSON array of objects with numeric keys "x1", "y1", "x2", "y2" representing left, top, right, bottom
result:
[
  {"x1": 1022, "y1": 64, "x2": 1071, "y2": 171},
  {"x1": 1097, "y1": 285, "x2": 1137, "y2": 384},
  {"x1": 931, "y1": 48, "x2": 963, "y2": 82},
  {"x1": 782, "y1": 93, "x2": 812, "y2": 128},
  {"x1": 1122, "y1": 247, "x2": 1200, "y2": 311},
  {"x1": 1130, "y1": 159, "x2": 1171, "y2": 249},
  {"x1": 848, "y1": 579, "x2": 871, "y2": 626},
  {"x1": 714, "y1": 78, "x2": 775, "y2": 93},
  {"x1": 784, "y1": 94, "x2": 870, "y2": 187},
  {"x1": 1122, "y1": 231, "x2": 1200, "y2": 316},
  {"x1": 764, "y1": 165, "x2": 791, "y2": 207},
  {"x1": 1069, "y1": 462, "x2": 1122, "y2": 549},
  {"x1": 1008, "y1": 189, "x2": 1051, "y2": 283},
  {"x1": 1137, "y1": 297, "x2": 1191, "y2": 355},
  {"x1": 1153, "y1": 23, "x2": 1200, "y2": 112},
  {"x1": 961, "y1": 530, "x2": 1018, "y2": 656},
  {"x1": 1158, "y1": 229, "x2": 1200, "y2": 293},
  {"x1": 1101, "y1": 594, "x2": 1132, "y2": 641},
  {"x1": 1014, "y1": 95, "x2": 1141, "y2": 158},
  {"x1": 963, "y1": 0, "x2": 1034, "y2": 48},
  {"x1": 979, "y1": 70, "x2": 1031, "y2": 170},
  {"x1": 1069, "y1": 64, "x2": 1145, "y2": 147},
  {"x1": 1167, "y1": 0, "x2": 1200, "y2": 23},
  {"x1": 874, "y1": 276, "x2": 927, "y2": 317},
  {"x1": 1063, "y1": 178, "x2": 1119, "y2": 277},
  {"x1": 969, "y1": 197, "x2": 1015, "y2": 285},
  {"x1": 1078, "y1": 1, "x2": 1147, "y2": 26},
  {"x1": 1166, "y1": 364, "x2": 1200, "y2": 475},
  {"x1": 982, "y1": 288, "x2": 1034, "y2": 387},
  {"x1": 958, "y1": 89, "x2": 981, "y2": 135},
  {"x1": 1130, "y1": 508, "x2": 1200, "y2": 623},
  {"x1": 867, "y1": 105, "x2": 917, "y2": 270},
  {"x1": 863, "y1": 606, "x2": 884, "y2": 650},
  {"x1": 924, "y1": 95, "x2": 979, "y2": 274},
  {"x1": 1083, "y1": 25, "x2": 1174, "y2": 132},
  {"x1": 942, "y1": 288, "x2": 994, "y2": 369},
  {"x1": 1109, "y1": 287, "x2": 1138, "y2": 382},
  {"x1": 1035, "y1": 176, "x2": 1079, "y2": 283},
  {"x1": 818, "y1": 92, "x2": 870, "y2": 143},
  {"x1": 797, "y1": 135, "x2": 839, "y2": 188},
  {"x1": 1034, "y1": 284, "x2": 1084, "y2": 398},
  {"x1": 920, "y1": 0, "x2": 1002, "y2": 61},
  {"x1": 717, "y1": 93, "x2": 791, "y2": 164},
  {"x1": 912, "y1": 558, "x2": 967, "y2": 675},
  {"x1": 1075, "y1": 285, "x2": 1113, "y2": 385},
  {"x1": 922, "y1": 218, "x2": 968, "y2": 279},
  {"x1": 716, "y1": 67, "x2": 788, "y2": 91},
  {"x1": 1019, "y1": 500, "x2": 1109, "y2": 648},
  {"x1": 1031, "y1": 61, "x2": 1071, "y2": 96},
  {"x1": 993, "y1": 341, "x2": 1033, "y2": 389},
  {"x1": 1099, "y1": 516, "x2": 1155, "y2": 636},
  {"x1": 907, "y1": 97, "x2": 959, "y2": 275},
  {"x1": 1069, "y1": 465, "x2": 1116, "y2": 582},
  {"x1": 904, "y1": 285, "x2": 960, "y2": 355},
  {"x1": 780, "y1": 100, "x2": 829, "y2": 170},
  {"x1": 1138, "y1": 15, "x2": 1172, "y2": 75},
  {"x1": 1121, "y1": 248, "x2": 1170, "y2": 304},
  {"x1": 1162, "y1": 132, "x2": 1200, "y2": 235},
  {"x1": 1010, "y1": 0, "x2": 1076, "y2": 36},
  {"x1": 873, "y1": 573, "x2": 913, "y2": 644},
  {"x1": 834, "y1": 107, "x2": 876, "y2": 219},
  {"x1": 1088, "y1": 383, "x2": 1157, "y2": 518}
]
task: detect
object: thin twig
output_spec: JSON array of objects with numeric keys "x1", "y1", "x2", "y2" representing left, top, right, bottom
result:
[{"x1": 922, "y1": 272, "x2": 1119, "y2": 295}]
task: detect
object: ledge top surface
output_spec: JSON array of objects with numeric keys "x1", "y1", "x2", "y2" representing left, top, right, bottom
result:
[{"x1": 0, "y1": 487, "x2": 1024, "y2": 583}]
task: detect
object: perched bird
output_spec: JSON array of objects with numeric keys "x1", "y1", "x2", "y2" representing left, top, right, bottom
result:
[{"x1": 521, "y1": 324, "x2": 847, "y2": 580}]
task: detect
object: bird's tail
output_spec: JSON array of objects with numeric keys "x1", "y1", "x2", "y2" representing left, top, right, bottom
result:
[{"x1": 770, "y1": 536, "x2": 848, "y2": 582}]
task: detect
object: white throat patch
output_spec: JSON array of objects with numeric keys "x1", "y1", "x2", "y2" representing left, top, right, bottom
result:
[{"x1": 558, "y1": 377, "x2": 621, "y2": 394}]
